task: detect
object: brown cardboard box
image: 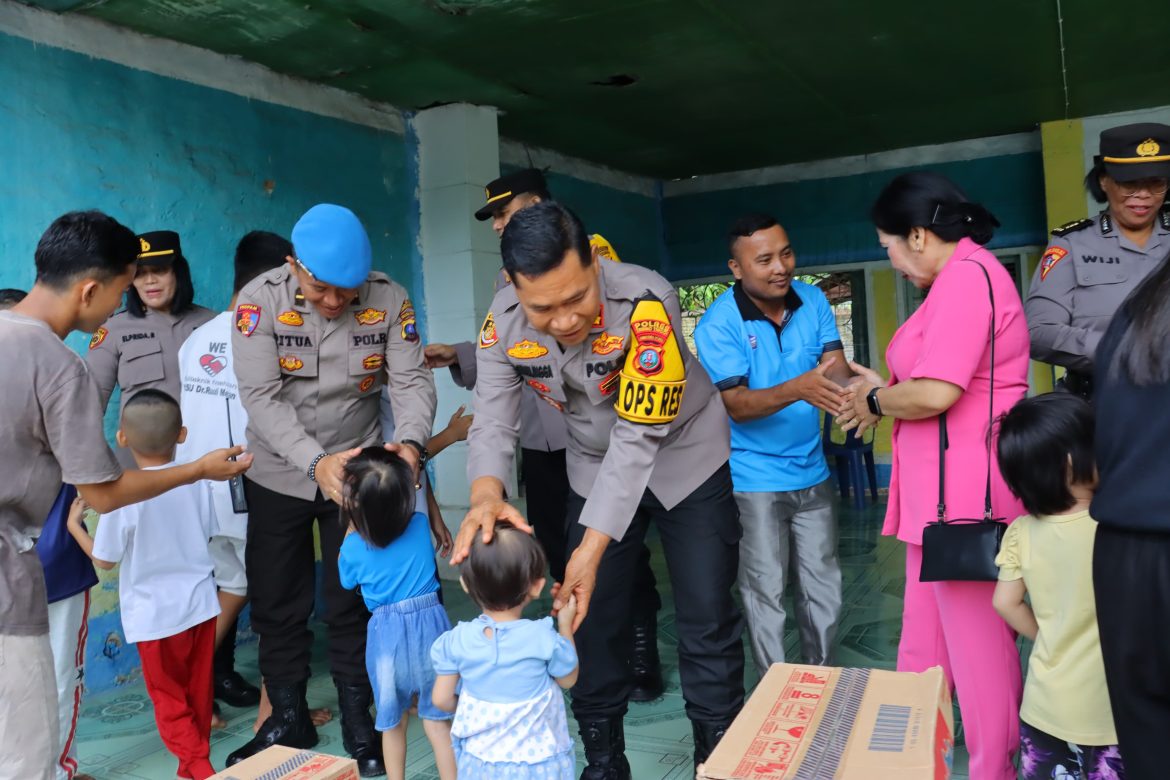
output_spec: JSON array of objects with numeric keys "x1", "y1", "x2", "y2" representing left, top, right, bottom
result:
[
  {"x1": 209, "y1": 746, "x2": 360, "y2": 780},
  {"x1": 703, "y1": 664, "x2": 954, "y2": 780}
]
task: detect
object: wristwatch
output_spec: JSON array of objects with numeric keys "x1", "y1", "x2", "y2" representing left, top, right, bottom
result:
[
  {"x1": 866, "y1": 387, "x2": 884, "y2": 417},
  {"x1": 400, "y1": 438, "x2": 430, "y2": 469}
]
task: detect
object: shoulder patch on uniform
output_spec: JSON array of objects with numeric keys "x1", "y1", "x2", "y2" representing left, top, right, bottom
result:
[
  {"x1": 397, "y1": 299, "x2": 418, "y2": 342},
  {"x1": 236, "y1": 304, "x2": 261, "y2": 337},
  {"x1": 355, "y1": 308, "x2": 386, "y2": 326},
  {"x1": 89, "y1": 327, "x2": 108, "y2": 350},
  {"x1": 479, "y1": 312, "x2": 498, "y2": 349},
  {"x1": 1039, "y1": 246, "x2": 1069, "y2": 281},
  {"x1": 507, "y1": 339, "x2": 549, "y2": 360},
  {"x1": 592, "y1": 303, "x2": 605, "y2": 330},
  {"x1": 277, "y1": 310, "x2": 303, "y2": 327},
  {"x1": 1051, "y1": 218, "x2": 1092, "y2": 237},
  {"x1": 616, "y1": 298, "x2": 686, "y2": 425}
]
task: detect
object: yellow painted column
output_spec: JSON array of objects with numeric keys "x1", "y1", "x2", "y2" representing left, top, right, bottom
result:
[
  {"x1": 869, "y1": 268, "x2": 898, "y2": 456},
  {"x1": 1033, "y1": 118, "x2": 1086, "y2": 393}
]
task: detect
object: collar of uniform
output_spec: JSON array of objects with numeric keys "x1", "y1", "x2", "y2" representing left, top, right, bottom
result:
[
  {"x1": 1099, "y1": 208, "x2": 1170, "y2": 237},
  {"x1": 1100, "y1": 210, "x2": 1114, "y2": 236},
  {"x1": 731, "y1": 280, "x2": 802, "y2": 323}
]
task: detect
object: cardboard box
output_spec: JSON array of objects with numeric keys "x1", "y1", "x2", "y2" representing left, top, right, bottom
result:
[
  {"x1": 703, "y1": 664, "x2": 953, "y2": 780},
  {"x1": 209, "y1": 746, "x2": 360, "y2": 780}
]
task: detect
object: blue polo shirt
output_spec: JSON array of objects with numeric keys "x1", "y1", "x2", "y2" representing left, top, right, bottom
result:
[{"x1": 694, "y1": 280, "x2": 841, "y2": 492}]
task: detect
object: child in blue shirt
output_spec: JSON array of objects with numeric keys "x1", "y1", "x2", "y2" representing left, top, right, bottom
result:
[
  {"x1": 337, "y1": 448, "x2": 455, "y2": 780},
  {"x1": 431, "y1": 525, "x2": 579, "y2": 780}
]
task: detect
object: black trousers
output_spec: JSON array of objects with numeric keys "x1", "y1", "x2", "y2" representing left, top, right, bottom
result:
[
  {"x1": 522, "y1": 448, "x2": 661, "y2": 619},
  {"x1": 1093, "y1": 525, "x2": 1170, "y2": 780},
  {"x1": 213, "y1": 616, "x2": 237, "y2": 676},
  {"x1": 567, "y1": 462, "x2": 745, "y2": 723},
  {"x1": 244, "y1": 478, "x2": 370, "y2": 686}
]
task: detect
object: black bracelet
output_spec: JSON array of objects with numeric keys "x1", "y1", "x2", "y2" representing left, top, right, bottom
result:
[{"x1": 307, "y1": 452, "x2": 327, "y2": 482}]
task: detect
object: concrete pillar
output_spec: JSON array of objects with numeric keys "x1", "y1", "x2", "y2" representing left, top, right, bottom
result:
[{"x1": 413, "y1": 103, "x2": 504, "y2": 570}]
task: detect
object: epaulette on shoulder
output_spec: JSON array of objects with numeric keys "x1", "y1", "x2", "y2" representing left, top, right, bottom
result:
[{"x1": 1051, "y1": 218, "x2": 1092, "y2": 237}]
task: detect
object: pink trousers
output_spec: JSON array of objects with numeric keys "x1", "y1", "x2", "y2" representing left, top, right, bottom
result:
[{"x1": 899, "y1": 543, "x2": 1021, "y2": 780}]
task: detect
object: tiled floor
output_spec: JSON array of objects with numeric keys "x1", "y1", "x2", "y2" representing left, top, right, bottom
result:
[{"x1": 75, "y1": 499, "x2": 973, "y2": 778}]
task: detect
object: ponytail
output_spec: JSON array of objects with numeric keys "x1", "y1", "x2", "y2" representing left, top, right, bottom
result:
[{"x1": 871, "y1": 171, "x2": 1000, "y2": 246}]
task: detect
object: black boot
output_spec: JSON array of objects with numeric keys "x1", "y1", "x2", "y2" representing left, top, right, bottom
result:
[
  {"x1": 336, "y1": 681, "x2": 386, "y2": 778},
  {"x1": 628, "y1": 614, "x2": 664, "y2": 702},
  {"x1": 579, "y1": 717, "x2": 632, "y2": 780},
  {"x1": 225, "y1": 682, "x2": 317, "y2": 766},
  {"x1": 214, "y1": 670, "x2": 262, "y2": 708},
  {"x1": 692, "y1": 720, "x2": 731, "y2": 770}
]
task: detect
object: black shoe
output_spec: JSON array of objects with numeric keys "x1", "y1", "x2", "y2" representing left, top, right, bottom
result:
[
  {"x1": 215, "y1": 670, "x2": 261, "y2": 708},
  {"x1": 691, "y1": 720, "x2": 731, "y2": 770},
  {"x1": 226, "y1": 682, "x2": 317, "y2": 766},
  {"x1": 336, "y1": 681, "x2": 386, "y2": 778},
  {"x1": 578, "y1": 717, "x2": 632, "y2": 780},
  {"x1": 628, "y1": 615, "x2": 664, "y2": 702}
]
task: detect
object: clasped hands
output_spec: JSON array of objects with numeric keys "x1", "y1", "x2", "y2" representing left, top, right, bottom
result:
[{"x1": 835, "y1": 362, "x2": 888, "y2": 437}]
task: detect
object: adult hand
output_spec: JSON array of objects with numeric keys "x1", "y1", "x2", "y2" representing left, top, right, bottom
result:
[
  {"x1": 384, "y1": 442, "x2": 420, "y2": 480},
  {"x1": 787, "y1": 357, "x2": 848, "y2": 415},
  {"x1": 838, "y1": 382, "x2": 881, "y2": 436},
  {"x1": 197, "y1": 447, "x2": 253, "y2": 482},
  {"x1": 429, "y1": 512, "x2": 453, "y2": 558},
  {"x1": 847, "y1": 361, "x2": 887, "y2": 389},
  {"x1": 315, "y1": 448, "x2": 362, "y2": 504},
  {"x1": 424, "y1": 343, "x2": 458, "y2": 369},
  {"x1": 553, "y1": 530, "x2": 609, "y2": 632},
  {"x1": 450, "y1": 499, "x2": 533, "y2": 565},
  {"x1": 444, "y1": 404, "x2": 474, "y2": 444}
]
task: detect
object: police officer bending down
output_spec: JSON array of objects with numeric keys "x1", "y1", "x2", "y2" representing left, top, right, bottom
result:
[
  {"x1": 227, "y1": 205, "x2": 436, "y2": 776},
  {"x1": 453, "y1": 201, "x2": 745, "y2": 778},
  {"x1": 1026, "y1": 122, "x2": 1170, "y2": 400}
]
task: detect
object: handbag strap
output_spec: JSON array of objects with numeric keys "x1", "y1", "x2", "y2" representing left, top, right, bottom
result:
[{"x1": 936, "y1": 258, "x2": 997, "y2": 522}]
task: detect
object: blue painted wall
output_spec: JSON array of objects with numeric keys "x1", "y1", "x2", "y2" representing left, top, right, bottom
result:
[
  {"x1": 661, "y1": 152, "x2": 1048, "y2": 280},
  {"x1": 0, "y1": 31, "x2": 418, "y2": 695}
]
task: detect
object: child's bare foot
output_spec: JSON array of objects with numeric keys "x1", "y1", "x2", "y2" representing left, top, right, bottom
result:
[
  {"x1": 211, "y1": 710, "x2": 227, "y2": 729},
  {"x1": 310, "y1": 707, "x2": 333, "y2": 726}
]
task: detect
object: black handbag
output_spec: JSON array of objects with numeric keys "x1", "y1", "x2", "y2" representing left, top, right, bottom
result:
[{"x1": 919, "y1": 260, "x2": 1006, "y2": 582}]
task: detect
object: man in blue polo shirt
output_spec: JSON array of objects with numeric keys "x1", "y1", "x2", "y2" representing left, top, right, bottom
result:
[{"x1": 695, "y1": 213, "x2": 851, "y2": 675}]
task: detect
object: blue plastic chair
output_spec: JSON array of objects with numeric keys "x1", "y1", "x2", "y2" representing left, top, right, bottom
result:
[{"x1": 823, "y1": 413, "x2": 878, "y2": 509}]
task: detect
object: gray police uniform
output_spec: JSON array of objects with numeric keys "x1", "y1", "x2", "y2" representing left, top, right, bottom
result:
[
  {"x1": 231, "y1": 265, "x2": 436, "y2": 685},
  {"x1": 1026, "y1": 208, "x2": 1170, "y2": 394},
  {"x1": 467, "y1": 260, "x2": 745, "y2": 726}
]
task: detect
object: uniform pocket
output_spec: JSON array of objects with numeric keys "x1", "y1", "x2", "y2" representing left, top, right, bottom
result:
[
  {"x1": 349, "y1": 348, "x2": 386, "y2": 376},
  {"x1": 278, "y1": 350, "x2": 319, "y2": 377},
  {"x1": 120, "y1": 338, "x2": 165, "y2": 385}
]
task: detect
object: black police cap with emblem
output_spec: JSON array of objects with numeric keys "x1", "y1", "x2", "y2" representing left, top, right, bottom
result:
[
  {"x1": 474, "y1": 168, "x2": 549, "y2": 221},
  {"x1": 1098, "y1": 123, "x2": 1170, "y2": 182},
  {"x1": 135, "y1": 230, "x2": 184, "y2": 266}
]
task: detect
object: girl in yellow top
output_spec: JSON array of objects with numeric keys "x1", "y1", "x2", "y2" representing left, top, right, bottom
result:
[{"x1": 993, "y1": 394, "x2": 1125, "y2": 780}]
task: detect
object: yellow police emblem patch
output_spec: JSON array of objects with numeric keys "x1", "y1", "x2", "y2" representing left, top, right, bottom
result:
[
  {"x1": 279, "y1": 355, "x2": 304, "y2": 372},
  {"x1": 591, "y1": 332, "x2": 624, "y2": 356},
  {"x1": 355, "y1": 308, "x2": 387, "y2": 326},
  {"x1": 1138, "y1": 138, "x2": 1161, "y2": 157},
  {"x1": 89, "y1": 327, "x2": 108, "y2": 350},
  {"x1": 507, "y1": 339, "x2": 549, "y2": 359},
  {"x1": 358, "y1": 376, "x2": 376, "y2": 393},
  {"x1": 616, "y1": 299, "x2": 686, "y2": 425},
  {"x1": 277, "y1": 310, "x2": 304, "y2": 326},
  {"x1": 479, "y1": 312, "x2": 498, "y2": 349},
  {"x1": 139, "y1": 237, "x2": 150, "y2": 254},
  {"x1": 397, "y1": 300, "x2": 419, "y2": 343},
  {"x1": 362, "y1": 354, "x2": 384, "y2": 371}
]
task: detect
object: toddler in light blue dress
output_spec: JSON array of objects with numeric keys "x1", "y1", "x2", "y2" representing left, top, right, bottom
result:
[{"x1": 431, "y1": 524, "x2": 579, "y2": 779}]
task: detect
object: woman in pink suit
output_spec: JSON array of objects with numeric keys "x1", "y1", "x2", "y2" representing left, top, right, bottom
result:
[{"x1": 839, "y1": 172, "x2": 1028, "y2": 780}]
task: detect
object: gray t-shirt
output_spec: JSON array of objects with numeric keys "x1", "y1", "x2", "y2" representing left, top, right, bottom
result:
[{"x1": 0, "y1": 311, "x2": 121, "y2": 635}]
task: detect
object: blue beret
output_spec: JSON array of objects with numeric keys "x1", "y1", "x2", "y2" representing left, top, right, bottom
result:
[{"x1": 291, "y1": 204, "x2": 372, "y2": 288}]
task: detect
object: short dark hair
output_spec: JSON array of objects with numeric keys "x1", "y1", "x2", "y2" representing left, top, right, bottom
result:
[
  {"x1": 34, "y1": 211, "x2": 138, "y2": 291},
  {"x1": 125, "y1": 254, "x2": 196, "y2": 318},
  {"x1": 996, "y1": 393, "x2": 1096, "y2": 517},
  {"x1": 871, "y1": 172, "x2": 1001, "y2": 245},
  {"x1": 500, "y1": 200, "x2": 592, "y2": 285},
  {"x1": 1084, "y1": 160, "x2": 1108, "y2": 204},
  {"x1": 341, "y1": 447, "x2": 416, "y2": 549},
  {"x1": 234, "y1": 231, "x2": 292, "y2": 293},
  {"x1": 461, "y1": 524, "x2": 547, "y2": 611},
  {"x1": 0, "y1": 289, "x2": 27, "y2": 309},
  {"x1": 728, "y1": 213, "x2": 781, "y2": 257},
  {"x1": 121, "y1": 389, "x2": 183, "y2": 457}
]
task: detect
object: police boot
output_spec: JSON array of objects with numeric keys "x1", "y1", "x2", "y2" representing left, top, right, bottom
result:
[
  {"x1": 628, "y1": 613, "x2": 664, "y2": 702},
  {"x1": 214, "y1": 670, "x2": 262, "y2": 708},
  {"x1": 579, "y1": 717, "x2": 632, "y2": 780},
  {"x1": 225, "y1": 682, "x2": 317, "y2": 766},
  {"x1": 692, "y1": 720, "x2": 731, "y2": 770},
  {"x1": 336, "y1": 680, "x2": 386, "y2": 778}
]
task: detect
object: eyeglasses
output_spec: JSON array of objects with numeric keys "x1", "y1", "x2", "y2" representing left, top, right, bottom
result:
[{"x1": 1115, "y1": 178, "x2": 1169, "y2": 197}]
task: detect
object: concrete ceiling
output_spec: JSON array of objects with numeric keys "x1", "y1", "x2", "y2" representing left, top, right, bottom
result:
[{"x1": 23, "y1": 0, "x2": 1170, "y2": 178}]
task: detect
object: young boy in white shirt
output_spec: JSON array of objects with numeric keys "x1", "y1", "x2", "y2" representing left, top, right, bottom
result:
[{"x1": 69, "y1": 390, "x2": 220, "y2": 780}]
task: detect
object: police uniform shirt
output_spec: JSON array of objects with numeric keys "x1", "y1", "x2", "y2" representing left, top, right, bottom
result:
[
  {"x1": 1025, "y1": 209, "x2": 1170, "y2": 371},
  {"x1": 0, "y1": 311, "x2": 121, "y2": 635},
  {"x1": 694, "y1": 280, "x2": 843, "y2": 492},
  {"x1": 467, "y1": 261, "x2": 731, "y2": 541},
  {"x1": 86, "y1": 305, "x2": 217, "y2": 412},
  {"x1": 231, "y1": 265, "x2": 437, "y2": 501}
]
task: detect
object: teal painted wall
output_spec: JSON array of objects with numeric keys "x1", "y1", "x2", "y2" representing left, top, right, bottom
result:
[
  {"x1": 0, "y1": 31, "x2": 417, "y2": 695},
  {"x1": 661, "y1": 153, "x2": 1048, "y2": 280}
]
